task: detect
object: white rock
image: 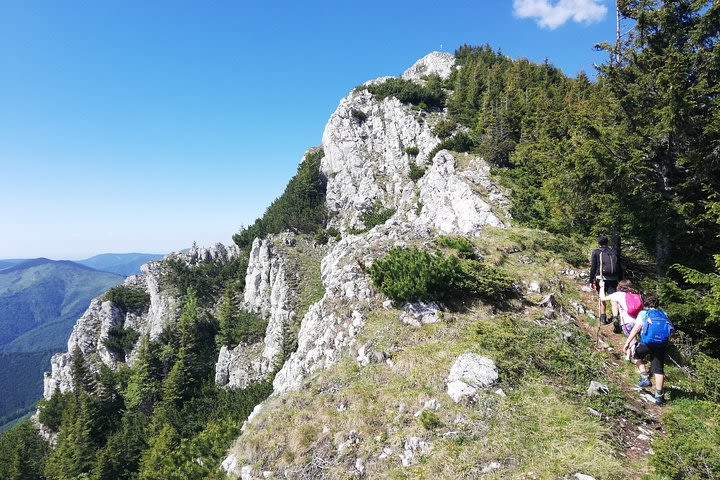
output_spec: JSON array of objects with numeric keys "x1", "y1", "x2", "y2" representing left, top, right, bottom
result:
[
  {"x1": 587, "y1": 381, "x2": 609, "y2": 396},
  {"x1": 220, "y1": 453, "x2": 239, "y2": 475},
  {"x1": 401, "y1": 51, "x2": 456, "y2": 82},
  {"x1": 481, "y1": 461, "x2": 502, "y2": 473},
  {"x1": 528, "y1": 281, "x2": 542, "y2": 293},
  {"x1": 417, "y1": 152, "x2": 504, "y2": 234},
  {"x1": 574, "y1": 474, "x2": 597, "y2": 480},
  {"x1": 240, "y1": 465, "x2": 253, "y2": 480},
  {"x1": 378, "y1": 447, "x2": 393, "y2": 460},
  {"x1": 399, "y1": 436, "x2": 430, "y2": 467},
  {"x1": 446, "y1": 352, "x2": 499, "y2": 403},
  {"x1": 355, "y1": 458, "x2": 365, "y2": 474},
  {"x1": 400, "y1": 301, "x2": 442, "y2": 327}
]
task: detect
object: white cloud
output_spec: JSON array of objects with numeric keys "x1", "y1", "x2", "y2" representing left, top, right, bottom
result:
[{"x1": 513, "y1": 0, "x2": 608, "y2": 29}]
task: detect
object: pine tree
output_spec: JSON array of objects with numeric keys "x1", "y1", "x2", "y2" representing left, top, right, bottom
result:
[{"x1": 598, "y1": 0, "x2": 720, "y2": 273}]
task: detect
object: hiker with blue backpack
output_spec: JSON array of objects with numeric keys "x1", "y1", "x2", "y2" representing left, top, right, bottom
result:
[{"x1": 623, "y1": 294, "x2": 674, "y2": 405}]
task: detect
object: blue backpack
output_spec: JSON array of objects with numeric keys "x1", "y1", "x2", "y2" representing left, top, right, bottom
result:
[{"x1": 640, "y1": 309, "x2": 674, "y2": 345}]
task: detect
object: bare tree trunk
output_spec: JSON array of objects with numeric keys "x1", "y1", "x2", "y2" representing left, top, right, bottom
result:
[{"x1": 656, "y1": 227, "x2": 671, "y2": 277}]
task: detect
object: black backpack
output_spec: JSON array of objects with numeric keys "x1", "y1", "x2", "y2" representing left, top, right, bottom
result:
[{"x1": 600, "y1": 247, "x2": 619, "y2": 277}]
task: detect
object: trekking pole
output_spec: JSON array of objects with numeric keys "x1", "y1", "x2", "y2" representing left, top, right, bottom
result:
[{"x1": 595, "y1": 254, "x2": 604, "y2": 347}]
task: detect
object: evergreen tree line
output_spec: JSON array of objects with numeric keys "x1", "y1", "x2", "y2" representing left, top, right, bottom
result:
[
  {"x1": 439, "y1": 1, "x2": 718, "y2": 356},
  {"x1": 0, "y1": 287, "x2": 272, "y2": 480}
]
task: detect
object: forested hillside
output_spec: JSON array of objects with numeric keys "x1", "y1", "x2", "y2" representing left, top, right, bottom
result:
[
  {"x1": 0, "y1": 1, "x2": 718, "y2": 479},
  {"x1": 0, "y1": 259, "x2": 124, "y2": 431}
]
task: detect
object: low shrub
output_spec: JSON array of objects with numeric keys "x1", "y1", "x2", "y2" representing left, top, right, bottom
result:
[
  {"x1": 326, "y1": 227, "x2": 341, "y2": 240},
  {"x1": 364, "y1": 77, "x2": 445, "y2": 110},
  {"x1": 314, "y1": 229, "x2": 329, "y2": 245},
  {"x1": 436, "y1": 236, "x2": 476, "y2": 259},
  {"x1": 432, "y1": 119, "x2": 457, "y2": 139},
  {"x1": 351, "y1": 109, "x2": 368, "y2": 122},
  {"x1": 104, "y1": 325, "x2": 141, "y2": 361},
  {"x1": 650, "y1": 399, "x2": 720, "y2": 478},
  {"x1": 404, "y1": 146, "x2": 420, "y2": 156},
  {"x1": 694, "y1": 353, "x2": 720, "y2": 403},
  {"x1": 350, "y1": 202, "x2": 396, "y2": 233},
  {"x1": 368, "y1": 247, "x2": 513, "y2": 304},
  {"x1": 427, "y1": 132, "x2": 476, "y2": 161},
  {"x1": 313, "y1": 227, "x2": 341, "y2": 245},
  {"x1": 408, "y1": 159, "x2": 426, "y2": 182},
  {"x1": 106, "y1": 285, "x2": 151, "y2": 312},
  {"x1": 418, "y1": 409, "x2": 442, "y2": 430}
]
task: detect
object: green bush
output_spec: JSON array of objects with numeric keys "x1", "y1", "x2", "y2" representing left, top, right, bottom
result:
[
  {"x1": 351, "y1": 109, "x2": 368, "y2": 122},
  {"x1": 105, "y1": 285, "x2": 150, "y2": 312},
  {"x1": 313, "y1": 229, "x2": 329, "y2": 245},
  {"x1": 427, "y1": 132, "x2": 476, "y2": 161},
  {"x1": 404, "y1": 146, "x2": 420, "y2": 156},
  {"x1": 368, "y1": 247, "x2": 513, "y2": 304},
  {"x1": 364, "y1": 77, "x2": 446, "y2": 110},
  {"x1": 326, "y1": 227, "x2": 341, "y2": 240},
  {"x1": 233, "y1": 149, "x2": 327, "y2": 249},
  {"x1": 436, "y1": 236, "x2": 476, "y2": 258},
  {"x1": 432, "y1": 119, "x2": 457, "y2": 139},
  {"x1": 418, "y1": 409, "x2": 441, "y2": 430},
  {"x1": 350, "y1": 202, "x2": 396, "y2": 233},
  {"x1": 650, "y1": 399, "x2": 720, "y2": 479},
  {"x1": 104, "y1": 325, "x2": 141, "y2": 361},
  {"x1": 408, "y1": 159, "x2": 426, "y2": 182},
  {"x1": 694, "y1": 353, "x2": 720, "y2": 403}
]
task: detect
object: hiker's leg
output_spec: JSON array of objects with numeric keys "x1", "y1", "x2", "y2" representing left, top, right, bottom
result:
[
  {"x1": 632, "y1": 343, "x2": 655, "y2": 388},
  {"x1": 611, "y1": 300, "x2": 619, "y2": 317},
  {"x1": 635, "y1": 360, "x2": 647, "y2": 373},
  {"x1": 655, "y1": 374, "x2": 665, "y2": 391},
  {"x1": 651, "y1": 346, "x2": 666, "y2": 392}
]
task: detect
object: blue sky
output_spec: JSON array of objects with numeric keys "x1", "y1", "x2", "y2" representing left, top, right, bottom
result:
[{"x1": 0, "y1": 0, "x2": 616, "y2": 259}]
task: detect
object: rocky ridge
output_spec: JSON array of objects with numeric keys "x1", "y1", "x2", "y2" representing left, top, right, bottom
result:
[
  {"x1": 42, "y1": 242, "x2": 242, "y2": 398},
  {"x1": 222, "y1": 52, "x2": 513, "y2": 477}
]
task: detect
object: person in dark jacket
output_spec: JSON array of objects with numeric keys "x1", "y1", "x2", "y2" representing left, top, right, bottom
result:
[{"x1": 589, "y1": 235, "x2": 622, "y2": 324}]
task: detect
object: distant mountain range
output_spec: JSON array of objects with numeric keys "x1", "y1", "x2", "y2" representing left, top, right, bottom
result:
[
  {"x1": 75, "y1": 252, "x2": 164, "y2": 276},
  {"x1": 0, "y1": 253, "x2": 163, "y2": 430}
]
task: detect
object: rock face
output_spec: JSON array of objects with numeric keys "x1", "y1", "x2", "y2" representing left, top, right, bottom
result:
[
  {"x1": 401, "y1": 51, "x2": 456, "y2": 82},
  {"x1": 243, "y1": 236, "x2": 294, "y2": 369},
  {"x1": 43, "y1": 243, "x2": 241, "y2": 399},
  {"x1": 215, "y1": 235, "x2": 298, "y2": 388},
  {"x1": 224, "y1": 52, "x2": 512, "y2": 475},
  {"x1": 321, "y1": 89, "x2": 439, "y2": 232}
]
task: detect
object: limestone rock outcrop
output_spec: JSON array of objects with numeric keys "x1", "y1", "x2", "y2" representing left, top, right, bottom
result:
[
  {"x1": 224, "y1": 52, "x2": 512, "y2": 474},
  {"x1": 43, "y1": 242, "x2": 242, "y2": 399}
]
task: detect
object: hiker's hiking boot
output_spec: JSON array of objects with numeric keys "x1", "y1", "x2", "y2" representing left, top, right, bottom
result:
[
  {"x1": 638, "y1": 374, "x2": 651, "y2": 388},
  {"x1": 612, "y1": 316, "x2": 622, "y2": 334},
  {"x1": 654, "y1": 391, "x2": 664, "y2": 405},
  {"x1": 600, "y1": 313, "x2": 609, "y2": 325}
]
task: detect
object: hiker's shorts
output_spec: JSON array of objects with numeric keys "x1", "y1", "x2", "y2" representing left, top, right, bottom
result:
[
  {"x1": 634, "y1": 343, "x2": 666, "y2": 375},
  {"x1": 595, "y1": 279, "x2": 618, "y2": 294}
]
